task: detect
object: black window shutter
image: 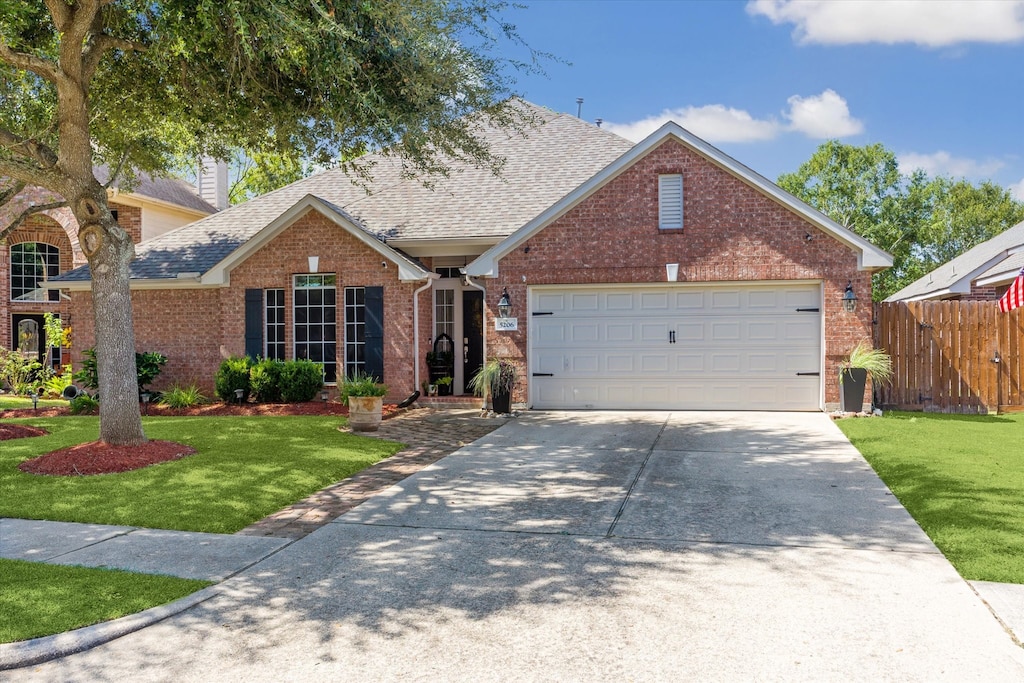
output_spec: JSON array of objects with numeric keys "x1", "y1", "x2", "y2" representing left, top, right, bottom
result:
[
  {"x1": 244, "y1": 289, "x2": 263, "y2": 359},
  {"x1": 364, "y1": 286, "x2": 385, "y2": 382}
]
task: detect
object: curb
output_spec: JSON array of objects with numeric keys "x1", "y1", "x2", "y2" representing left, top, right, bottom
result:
[{"x1": 0, "y1": 584, "x2": 221, "y2": 671}]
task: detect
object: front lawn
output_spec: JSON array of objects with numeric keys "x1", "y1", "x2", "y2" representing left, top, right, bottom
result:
[
  {"x1": 837, "y1": 411, "x2": 1024, "y2": 583},
  {"x1": 0, "y1": 395, "x2": 66, "y2": 411},
  {"x1": 0, "y1": 416, "x2": 403, "y2": 533},
  {"x1": 0, "y1": 559, "x2": 212, "y2": 643}
]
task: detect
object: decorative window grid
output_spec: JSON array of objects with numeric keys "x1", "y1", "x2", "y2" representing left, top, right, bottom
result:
[
  {"x1": 344, "y1": 287, "x2": 366, "y2": 379},
  {"x1": 10, "y1": 243, "x2": 60, "y2": 302},
  {"x1": 293, "y1": 274, "x2": 337, "y2": 383},
  {"x1": 265, "y1": 288, "x2": 286, "y2": 360}
]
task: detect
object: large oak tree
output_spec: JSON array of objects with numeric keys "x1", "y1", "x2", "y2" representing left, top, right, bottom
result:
[{"x1": 1, "y1": 0, "x2": 538, "y2": 444}]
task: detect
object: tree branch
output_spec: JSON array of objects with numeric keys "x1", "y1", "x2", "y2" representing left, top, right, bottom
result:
[
  {"x1": 43, "y1": 0, "x2": 71, "y2": 32},
  {"x1": 0, "y1": 127, "x2": 59, "y2": 169},
  {"x1": 83, "y1": 33, "x2": 147, "y2": 81},
  {"x1": 0, "y1": 41, "x2": 59, "y2": 83},
  {"x1": 0, "y1": 180, "x2": 27, "y2": 208},
  {"x1": 0, "y1": 200, "x2": 68, "y2": 242}
]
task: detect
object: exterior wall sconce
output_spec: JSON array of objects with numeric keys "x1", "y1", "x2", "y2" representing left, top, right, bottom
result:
[
  {"x1": 843, "y1": 281, "x2": 858, "y2": 313},
  {"x1": 308, "y1": 256, "x2": 319, "y2": 273},
  {"x1": 666, "y1": 263, "x2": 679, "y2": 282},
  {"x1": 497, "y1": 287, "x2": 513, "y2": 318}
]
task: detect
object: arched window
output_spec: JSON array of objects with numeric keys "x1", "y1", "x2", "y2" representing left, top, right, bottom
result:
[{"x1": 10, "y1": 242, "x2": 60, "y2": 301}]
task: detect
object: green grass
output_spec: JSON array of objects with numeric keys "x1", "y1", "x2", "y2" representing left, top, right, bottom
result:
[
  {"x1": 837, "y1": 411, "x2": 1024, "y2": 583},
  {"x1": 0, "y1": 395, "x2": 66, "y2": 410},
  {"x1": 0, "y1": 416, "x2": 403, "y2": 533},
  {"x1": 0, "y1": 558, "x2": 212, "y2": 643}
]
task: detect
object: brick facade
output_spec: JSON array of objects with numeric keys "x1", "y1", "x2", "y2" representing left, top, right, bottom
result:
[
  {"x1": 484, "y1": 139, "x2": 873, "y2": 407},
  {"x1": 69, "y1": 210, "x2": 423, "y2": 401}
]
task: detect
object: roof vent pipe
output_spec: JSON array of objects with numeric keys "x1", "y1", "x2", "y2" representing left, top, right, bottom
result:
[{"x1": 576, "y1": 97, "x2": 583, "y2": 118}]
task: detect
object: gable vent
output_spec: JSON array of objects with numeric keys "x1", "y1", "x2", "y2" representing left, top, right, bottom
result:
[{"x1": 659, "y1": 174, "x2": 683, "y2": 230}]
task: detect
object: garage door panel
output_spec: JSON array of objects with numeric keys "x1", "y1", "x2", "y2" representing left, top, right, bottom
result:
[{"x1": 530, "y1": 284, "x2": 821, "y2": 411}]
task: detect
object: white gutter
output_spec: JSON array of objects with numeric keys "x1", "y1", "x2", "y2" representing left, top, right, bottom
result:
[{"x1": 412, "y1": 276, "x2": 438, "y2": 390}]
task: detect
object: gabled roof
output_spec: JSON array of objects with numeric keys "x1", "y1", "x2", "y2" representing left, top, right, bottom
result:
[
  {"x1": 467, "y1": 121, "x2": 893, "y2": 277},
  {"x1": 95, "y1": 166, "x2": 217, "y2": 215},
  {"x1": 56, "y1": 195, "x2": 430, "y2": 286},
  {"x1": 885, "y1": 220, "x2": 1024, "y2": 301},
  {"x1": 56, "y1": 100, "x2": 633, "y2": 286}
]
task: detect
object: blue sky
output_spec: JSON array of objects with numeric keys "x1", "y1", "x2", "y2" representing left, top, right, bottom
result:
[{"x1": 498, "y1": 0, "x2": 1024, "y2": 195}]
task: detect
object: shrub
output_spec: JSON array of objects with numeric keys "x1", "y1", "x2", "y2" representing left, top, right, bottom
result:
[
  {"x1": 73, "y1": 348, "x2": 167, "y2": 396},
  {"x1": 159, "y1": 383, "x2": 207, "y2": 408},
  {"x1": 279, "y1": 359, "x2": 323, "y2": 403},
  {"x1": 135, "y1": 351, "x2": 168, "y2": 393},
  {"x1": 69, "y1": 394, "x2": 99, "y2": 415},
  {"x1": 42, "y1": 365, "x2": 73, "y2": 398},
  {"x1": 249, "y1": 358, "x2": 284, "y2": 403},
  {"x1": 1, "y1": 348, "x2": 44, "y2": 395},
  {"x1": 340, "y1": 372, "x2": 388, "y2": 405},
  {"x1": 215, "y1": 357, "x2": 253, "y2": 402}
]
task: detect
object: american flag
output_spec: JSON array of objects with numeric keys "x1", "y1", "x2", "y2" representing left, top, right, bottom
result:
[{"x1": 999, "y1": 266, "x2": 1024, "y2": 313}]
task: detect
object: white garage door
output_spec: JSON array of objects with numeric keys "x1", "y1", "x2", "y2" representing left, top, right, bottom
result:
[{"x1": 530, "y1": 283, "x2": 822, "y2": 411}]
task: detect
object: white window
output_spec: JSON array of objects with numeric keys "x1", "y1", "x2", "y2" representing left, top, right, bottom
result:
[
  {"x1": 293, "y1": 274, "x2": 337, "y2": 383},
  {"x1": 344, "y1": 287, "x2": 366, "y2": 378},
  {"x1": 658, "y1": 174, "x2": 683, "y2": 230},
  {"x1": 265, "y1": 289, "x2": 286, "y2": 360},
  {"x1": 10, "y1": 242, "x2": 60, "y2": 301}
]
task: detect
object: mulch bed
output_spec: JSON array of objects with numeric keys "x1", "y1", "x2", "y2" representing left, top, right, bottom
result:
[
  {"x1": 4, "y1": 400, "x2": 403, "y2": 477},
  {"x1": 0, "y1": 423, "x2": 49, "y2": 440}
]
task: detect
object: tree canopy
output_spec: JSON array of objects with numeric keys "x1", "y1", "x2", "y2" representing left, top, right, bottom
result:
[
  {"x1": 0, "y1": 0, "x2": 541, "y2": 444},
  {"x1": 779, "y1": 141, "x2": 1024, "y2": 300}
]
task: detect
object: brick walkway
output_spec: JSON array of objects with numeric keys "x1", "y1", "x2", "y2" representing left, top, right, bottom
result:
[{"x1": 237, "y1": 408, "x2": 509, "y2": 540}]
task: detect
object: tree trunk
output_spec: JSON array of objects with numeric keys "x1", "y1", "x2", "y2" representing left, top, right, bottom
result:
[{"x1": 75, "y1": 187, "x2": 147, "y2": 446}]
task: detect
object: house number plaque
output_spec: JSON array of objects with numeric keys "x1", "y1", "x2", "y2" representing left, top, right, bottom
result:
[{"x1": 494, "y1": 317, "x2": 518, "y2": 332}]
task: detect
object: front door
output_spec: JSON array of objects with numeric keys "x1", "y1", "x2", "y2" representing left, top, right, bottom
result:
[
  {"x1": 12, "y1": 314, "x2": 48, "y2": 364},
  {"x1": 463, "y1": 289, "x2": 484, "y2": 390}
]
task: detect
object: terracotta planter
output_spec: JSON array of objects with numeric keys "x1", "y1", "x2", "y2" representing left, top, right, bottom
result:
[{"x1": 348, "y1": 395, "x2": 383, "y2": 432}]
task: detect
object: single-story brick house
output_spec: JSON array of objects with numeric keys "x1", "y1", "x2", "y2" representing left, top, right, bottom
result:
[
  {"x1": 2, "y1": 167, "x2": 219, "y2": 369},
  {"x1": 886, "y1": 219, "x2": 1024, "y2": 302},
  {"x1": 56, "y1": 101, "x2": 891, "y2": 411}
]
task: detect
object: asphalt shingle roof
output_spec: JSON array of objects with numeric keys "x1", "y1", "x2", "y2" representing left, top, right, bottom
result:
[
  {"x1": 886, "y1": 219, "x2": 1024, "y2": 301},
  {"x1": 55, "y1": 101, "x2": 634, "y2": 283},
  {"x1": 96, "y1": 166, "x2": 218, "y2": 215}
]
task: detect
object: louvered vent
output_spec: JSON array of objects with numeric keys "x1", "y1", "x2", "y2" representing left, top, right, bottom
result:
[{"x1": 659, "y1": 174, "x2": 683, "y2": 230}]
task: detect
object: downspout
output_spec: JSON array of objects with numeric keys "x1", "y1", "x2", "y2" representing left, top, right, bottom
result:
[
  {"x1": 412, "y1": 276, "x2": 437, "y2": 390},
  {"x1": 462, "y1": 273, "x2": 487, "y2": 364}
]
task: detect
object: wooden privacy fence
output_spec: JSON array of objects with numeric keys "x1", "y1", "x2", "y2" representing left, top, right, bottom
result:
[{"x1": 873, "y1": 301, "x2": 1024, "y2": 413}]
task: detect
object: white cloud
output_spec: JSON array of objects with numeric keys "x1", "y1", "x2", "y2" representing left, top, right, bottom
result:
[
  {"x1": 785, "y1": 90, "x2": 864, "y2": 138},
  {"x1": 1011, "y1": 178, "x2": 1024, "y2": 201},
  {"x1": 747, "y1": 0, "x2": 1024, "y2": 47},
  {"x1": 604, "y1": 90, "x2": 862, "y2": 143},
  {"x1": 604, "y1": 105, "x2": 780, "y2": 143},
  {"x1": 898, "y1": 151, "x2": 1006, "y2": 178}
]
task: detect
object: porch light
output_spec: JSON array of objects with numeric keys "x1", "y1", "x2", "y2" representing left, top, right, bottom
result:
[
  {"x1": 843, "y1": 281, "x2": 858, "y2": 313},
  {"x1": 666, "y1": 263, "x2": 679, "y2": 282},
  {"x1": 497, "y1": 287, "x2": 513, "y2": 318}
]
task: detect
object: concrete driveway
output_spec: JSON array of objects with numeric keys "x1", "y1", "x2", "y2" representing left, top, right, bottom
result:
[{"x1": 10, "y1": 411, "x2": 1024, "y2": 681}]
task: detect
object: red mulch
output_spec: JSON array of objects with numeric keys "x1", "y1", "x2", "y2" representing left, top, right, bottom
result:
[
  {"x1": 0, "y1": 423, "x2": 48, "y2": 440},
  {"x1": 18, "y1": 440, "x2": 197, "y2": 476},
  {"x1": 4, "y1": 400, "x2": 404, "y2": 477}
]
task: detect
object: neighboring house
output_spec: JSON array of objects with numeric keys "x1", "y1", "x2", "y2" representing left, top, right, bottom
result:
[
  {"x1": 886, "y1": 220, "x2": 1024, "y2": 302},
  {"x1": 2, "y1": 169, "x2": 219, "y2": 368},
  {"x1": 55, "y1": 100, "x2": 891, "y2": 411}
]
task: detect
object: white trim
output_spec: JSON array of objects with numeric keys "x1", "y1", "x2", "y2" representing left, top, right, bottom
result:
[
  {"x1": 387, "y1": 237, "x2": 500, "y2": 258},
  {"x1": 466, "y1": 124, "x2": 892, "y2": 278},
  {"x1": 886, "y1": 251, "x2": 1016, "y2": 301},
  {"x1": 658, "y1": 174, "x2": 683, "y2": 230}
]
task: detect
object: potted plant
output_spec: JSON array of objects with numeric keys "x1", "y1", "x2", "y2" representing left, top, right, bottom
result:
[
  {"x1": 839, "y1": 341, "x2": 892, "y2": 413},
  {"x1": 468, "y1": 358, "x2": 516, "y2": 414},
  {"x1": 436, "y1": 376, "x2": 453, "y2": 396},
  {"x1": 340, "y1": 372, "x2": 388, "y2": 432}
]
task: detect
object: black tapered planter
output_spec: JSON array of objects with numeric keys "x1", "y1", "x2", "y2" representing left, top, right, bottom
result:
[
  {"x1": 840, "y1": 368, "x2": 868, "y2": 413},
  {"x1": 491, "y1": 389, "x2": 511, "y2": 415}
]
